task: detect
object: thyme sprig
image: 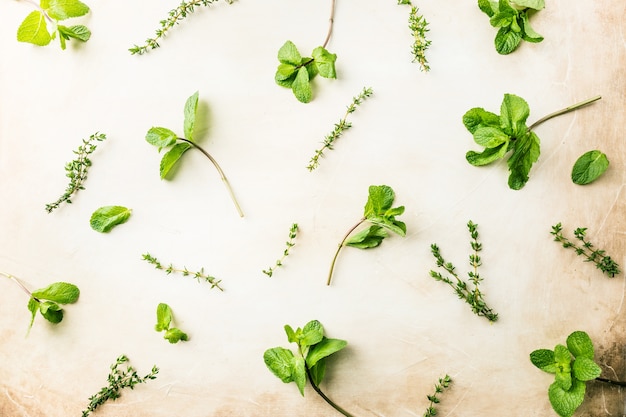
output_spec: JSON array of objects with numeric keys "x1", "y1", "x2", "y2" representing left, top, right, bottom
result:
[
  {"x1": 423, "y1": 374, "x2": 452, "y2": 417},
  {"x1": 129, "y1": 0, "x2": 235, "y2": 55},
  {"x1": 397, "y1": 0, "x2": 431, "y2": 71},
  {"x1": 142, "y1": 253, "x2": 223, "y2": 290},
  {"x1": 429, "y1": 221, "x2": 498, "y2": 322},
  {"x1": 45, "y1": 132, "x2": 106, "y2": 213},
  {"x1": 307, "y1": 87, "x2": 373, "y2": 171},
  {"x1": 551, "y1": 223, "x2": 621, "y2": 277},
  {"x1": 263, "y1": 223, "x2": 299, "y2": 277},
  {"x1": 81, "y1": 355, "x2": 159, "y2": 417}
]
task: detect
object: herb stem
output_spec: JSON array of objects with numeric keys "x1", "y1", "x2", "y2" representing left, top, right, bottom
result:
[
  {"x1": 322, "y1": 0, "x2": 336, "y2": 49},
  {"x1": 177, "y1": 138, "x2": 244, "y2": 217},
  {"x1": 0, "y1": 272, "x2": 36, "y2": 299},
  {"x1": 596, "y1": 377, "x2": 626, "y2": 387},
  {"x1": 327, "y1": 217, "x2": 366, "y2": 286},
  {"x1": 528, "y1": 95, "x2": 601, "y2": 131},
  {"x1": 305, "y1": 365, "x2": 355, "y2": 417}
]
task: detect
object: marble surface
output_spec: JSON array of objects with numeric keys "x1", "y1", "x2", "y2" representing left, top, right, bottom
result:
[{"x1": 0, "y1": 1, "x2": 624, "y2": 416}]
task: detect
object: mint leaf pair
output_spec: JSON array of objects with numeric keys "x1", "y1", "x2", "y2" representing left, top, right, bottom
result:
[
  {"x1": 478, "y1": 0, "x2": 544, "y2": 54},
  {"x1": 27, "y1": 282, "x2": 80, "y2": 332},
  {"x1": 155, "y1": 303, "x2": 189, "y2": 344},
  {"x1": 530, "y1": 331, "x2": 602, "y2": 417},
  {"x1": 275, "y1": 41, "x2": 337, "y2": 103},
  {"x1": 17, "y1": 0, "x2": 91, "y2": 49}
]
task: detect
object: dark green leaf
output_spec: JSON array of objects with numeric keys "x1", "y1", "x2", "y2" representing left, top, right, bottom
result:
[
  {"x1": 548, "y1": 379, "x2": 586, "y2": 417},
  {"x1": 507, "y1": 131, "x2": 540, "y2": 190},
  {"x1": 572, "y1": 357, "x2": 601, "y2": 381},
  {"x1": 301, "y1": 320, "x2": 324, "y2": 347},
  {"x1": 500, "y1": 94, "x2": 530, "y2": 137},
  {"x1": 473, "y1": 126, "x2": 510, "y2": 148},
  {"x1": 42, "y1": 0, "x2": 90, "y2": 20},
  {"x1": 90, "y1": 205, "x2": 132, "y2": 233},
  {"x1": 39, "y1": 301, "x2": 64, "y2": 324},
  {"x1": 155, "y1": 303, "x2": 172, "y2": 332},
  {"x1": 183, "y1": 91, "x2": 199, "y2": 141},
  {"x1": 462, "y1": 107, "x2": 500, "y2": 134},
  {"x1": 466, "y1": 142, "x2": 508, "y2": 166},
  {"x1": 277, "y1": 40, "x2": 302, "y2": 65},
  {"x1": 566, "y1": 331, "x2": 595, "y2": 359},
  {"x1": 164, "y1": 327, "x2": 189, "y2": 343},
  {"x1": 495, "y1": 26, "x2": 522, "y2": 54},
  {"x1": 17, "y1": 11, "x2": 52, "y2": 46},
  {"x1": 146, "y1": 127, "x2": 178, "y2": 151},
  {"x1": 308, "y1": 358, "x2": 326, "y2": 386},
  {"x1": 32, "y1": 282, "x2": 80, "y2": 304},
  {"x1": 160, "y1": 142, "x2": 191, "y2": 179},
  {"x1": 306, "y1": 337, "x2": 347, "y2": 368},
  {"x1": 292, "y1": 67, "x2": 312, "y2": 103},
  {"x1": 530, "y1": 349, "x2": 557, "y2": 373},
  {"x1": 264, "y1": 347, "x2": 295, "y2": 383},
  {"x1": 345, "y1": 225, "x2": 387, "y2": 249},
  {"x1": 312, "y1": 47, "x2": 337, "y2": 79},
  {"x1": 571, "y1": 150, "x2": 609, "y2": 185}
]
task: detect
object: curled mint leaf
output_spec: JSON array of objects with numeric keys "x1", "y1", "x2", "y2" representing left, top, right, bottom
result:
[
  {"x1": 90, "y1": 206, "x2": 132, "y2": 233},
  {"x1": 155, "y1": 303, "x2": 172, "y2": 332},
  {"x1": 571, "y1": 150, "x2": 609, "y2": 185},
  {"x1": 160, "y1": 142, "x2": 191, "y2": 179},
  {"x1": 164, "y1": 328, "x2": 189, "y2": 344},
  {"x1": 305, "y1": 337, "x2": 347, "y2": 368},
  {"x1": 566, "y1": 331, "x2": 595, "y2": 359},
  {"x1": 345, "y1": 225, "x2": 387, "y2": 249},
  {"x1": 39, "y1": 301, "x2": 64, "y2": 324},
  {"x1": 548, "y1": 379, "x2": 585, "y2": 417}
]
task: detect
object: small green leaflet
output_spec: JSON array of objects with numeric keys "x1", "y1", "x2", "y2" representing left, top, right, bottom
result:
[
  {"x1": 183, "y1": 91, "x2": 199, "y2": 142},
  {"x1": 160, "y1": 142, "x2": 192, "y2": 179},
  {"x1": 571, "y1": 150, "x2": 609, "y2": 185},
  {"x1": 90, "y1": 206, "x2": 132, "y2": 233},
  {"x1": 27, "y1": 282, "x2": 80, "y2": 332},
  {"x1": 155, "y1": 303, "x2": 188, "y2": 343}
]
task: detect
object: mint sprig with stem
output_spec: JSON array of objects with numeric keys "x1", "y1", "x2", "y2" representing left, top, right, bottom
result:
[
  {"x1": 464, "y1": 94, "x2": 601, "y2": 190},
  {"x1": 429, "y1": 221, "x2": 498, "y2": 322},
  {"x1": 81, "y1": 355, "x2": 159, "y2": 417},
  {"x1": 129, "y1": 0, "x2": 235, "y2": 55},
  {"x1": 263, "y1": 320, "x2": 352, "y2": 417},
  {"x1": 142, "y1": 253, "x2": 223, "y2": 291},
  {"x1": 423, "y1": 374, "x2": 452, "y2": 417},
  {"x1": 396, "y1": 0, "x2": 431, "y2": 71},
  {"x1": 307, "y1": 87, "x2": 373, "y2": 171},
  {"x1": 45, "y1": 132, "x2": 106, "y2": 213},
  {"x1": 327, "y1": 184, "x2": 406, "y2": 286},
  {"x1": 263, "y1": 223, "x2": 299, "y2": 277},
  {"x1": 530, "y1": 330, "x2": 626, "y2": 417},
  {"x1": 550, "y1": 223, "x2": 620, "y2": 277},
  {"x1": 145, "y1": 91, "x2": 243, "y2": 217},
  {"x1": 17, "y1": 0, "x2": 92, "y2": 49}
]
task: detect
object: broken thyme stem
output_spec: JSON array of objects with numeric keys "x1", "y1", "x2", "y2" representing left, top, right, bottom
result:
[
  {"x1": 306, "y1": 366, "x2": 355, "y2": 417},
  {"x1": 327, "y1": 217, "x2": 366, "y2": 286},
  {"x1": 177, "y1": 138, "x2": 244, "y2": 217},
  {"x1": 528, "y1": 95, "x2": 601, "y2": 131}
]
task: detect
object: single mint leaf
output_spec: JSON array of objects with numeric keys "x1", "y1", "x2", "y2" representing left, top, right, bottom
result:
[
  {"x1": 90, "y1": 205, "x2": 132, "y2": 233},
  {"x1": 292, "y1": 67, "x2": 312, "y2": 103},
  {"x1": 478, "y1": 0, "x2": 498, "y2": 17},
  {"x1": 160, "y1": 142, "x2": 192, "y2": 179},
  {"x1": 277, "y1": 40, "x2": 302, "y2": 65},
  {"x1": 27, "y1": 298, "x2": 40, "y2": 331},
  {"x1": 275, "y1": 70, "x2": 296, "y2": 88},
  {"x1": 566, "y1": 331, "x2": 595, "y2": 359},
  {"x1": 42, "y1": 0, "x2": 90, "y2": 20},
  {"x1": 495, "y1": 26, "x2": 522, "y2": 54},
  {"x1": 507, "y1": 131, "x2": 540, "y2": 190},
  {"x1": 32, "y1": 282, "x2": 79, "y2": 304},
  {"x1": 293, "y1": 355, "x2": 307, "y2": 396},
  {"x1": 466, "y1": 142, "x2": 508, "y2": 166},
  {"x1": 61, "y1": 25, "x2": 91, "y2": 42},
  {"x1": 301, "y1": 320, "x2": 324, "y2": 347},
  {"x1": 164, "y1": 327, "x2": 189, "y2": 343},
  {"x1": 306, "y1": 337, "x2": 347, "y2": 368},
  {"x1": 571, "y1": 150, "x2": 609, "y2": 185},
  {"x1": 554, "y1": 344, "x2": 572, "y2": 367},
  {"x1": 308, "y1": 358, "x2": 327, "y2": 386},
  {"x1": 146, "y1": 127, "x2": 178, "y2": 151},
  {"x1": 462, "y1": 107, "x2": 500, "y2": 134},
  {"x1": 183, "y1": 91, "x2": 199, "y2": 141},
  {"x1": 276, "y1": 63, "x2": 296, "y2": 80},
  {"x1": 364, "y1": 185, "x2": 395, "y2": 218},
  {"x1": 572, "y1": 357, "x2": 601, "y2": 381},
  {"x1": 17, "y1": 11, "x2": 52, "y2": 46},
  {"x1": 548, "y1": 379, "x2": 586, "y2": 417},
  {"x1": 312, "y1": 47, "x2": 337, "y2": 79},
  {"x1": 345, "y1": 225, "x2": 387, "y2": 249},
  {"x1": 473, "y1": 126, "x2": 510, "y2": 148},
  {"x1": 370, "y1": 216, "x2": 406, "y2": 237},
  {"x1": 264, "y1": 347, "x2": 295, "y2": 383},
  {"x1": 500, "y1": 94, "x2": 530, "y2": 137},
  {"x1": 530, "y1": 349, "x2": 557, "y2": 373},
  {"x1": 513, "y1": 0, "x2": 545, "y2": 10},
  {"x1": 155, "y1": 303, "x2": 172, "y2": 332},
  {"x1": 520, "y1": 12, "x2": 543, "y2": 42},
  {"x1": 39, "y1": 301, "x2": 64, "y2": 324},
  {"x1": 284, "y1": 325, "x2": 297, "y2": 343}
]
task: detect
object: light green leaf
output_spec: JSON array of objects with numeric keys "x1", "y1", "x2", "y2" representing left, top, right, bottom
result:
[
  {"x1": 155, "y1": 303, "x2": 172, "y2": 332},
  {"x1": 495, "y1": 26, "x2": 522, "y2": 54},
  {"x1": 292, "y1": 67, "x2": 312, "y2": 103},
  {"x1": 146, "y1": 127, "x2": 178, "y2": 150},
  {"x1": 39, "y1": 301, "x2": 64, "y2": 324},
  {"x1": 548, "y1": 379, "x2": 586, "y2": 417},
  {"x1": 345, "y1": 225, "x2": 387, "y2": 249},
  {"x1": 160, "y1": 142, "x2": 191, "y2": 179},
  {"x1": 530, "y1": 349, "x2": 557, "y2": 373},
  {"x1": 27, "y1": 298, "x2": 39, "y2": 331},
  {"x1": 364, "y1": 185, "x2": 395, "y2": 218},
  {"x1": 301, "y1": 320, "x2": 324, "y2": 347},
  {"x1": 17, "y1": 11, "x2": 52, "y2": 46},
  {"x1": 312, "y1": 46, "x2": 337, "y2": 79},
  {"x1": 308, "y1": 358, "x2": 327, "y2": 386},
  {"x1": 571, "y1": 150, "x2": 609, "y2": 185},
  {"x1": 32, "y1": 282, "x2": 80, "y2": 304},
  {"x1": 263, "y1": 347, "x2": 295, "y2": 383},
  {"x1": 462, "y1": 107, "x2": 500, "y2": 134},
  {"x1": 478, "y1": 0, "x2": 498, "y2": 17},
  {"x1": 489, "y1": 0, "x2": 517, "y2": 27},
  {"x1": 554, "y1": 344, "x2": 572, "y2": 367},
  {"x1": 473, "y1": 126, "x2": 510, "y2": 148},
  {"x1": 512, "y1": 0, "x2": 545, "y2": 10},
  {"x1": 293, "y1": 356, "x2": 307, "y2": 396},
  {"x1": 370, "y1": 216, "x2": 407, "y2": 237},
  {"x1": 500, "y1": 94, "x2": 530, "y2": 137},
  {"x1": 507, "y1": 131, "x2": 540, "y2": 189},
  {"x1": 303, "y1": 57, "x2": 318, "y2": 79},
  {"x1": 183, "y1": 91, "x2": 199, "y2": 141},
  {"x1": 572, "y1": 357, "x2": 602, "y2": 381},
  {"x1": 284, "y1": 325, "x2": 297, "y2": 343},
  {"x1": 466, "y1": 142, "x2": 508, "y2": 166},
  {"x1": 276, "y1": 63, "x2": 296, "y2": 79},
  {"x1": 520, "y1": 12, "x2": 543, "y2": 42},
  {"x1": 42, "y1": 0, "x2": 89, "y2": 20},
  {"x1": 306, "y1": 337, "x2": 347, "y2": 368},
  {"x1": 555, "y1": 369, "x2": 572, "y2": 391},
  {"x1": 275, "y1": 70, "x2": 296, "y2": 88},
  {"x1": 566, "y1": 331, "x2": 595, "y2": 359},
  {"x1": 164, "y1": 327, "x2": 189, "y2": 343},
  {"x1": 277, "y1": 40, "x2": 301, "y2": 65},
  {"x1": 90, "y1": 205, "x2": 132, "y2": 233}
]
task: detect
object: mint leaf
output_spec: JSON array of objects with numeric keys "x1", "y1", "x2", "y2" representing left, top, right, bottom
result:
[
  {"x1": 500, "y1": 93, "x2": 530, "y2": 137},
  {"x1": 306, "y1": 337, "x2": 347, "y2": 368},
  {"x1": 507, "y1": 131, "x2": 540, "y2": 190},
  {"x1": 571, "y1": 150, "x2": 609, "y2": 185},
  {"x1": 364, "y1": 185, "x2": 395, "y2": 217},
  {"x1": 61, "y1": 24, "x2": 91, "y2": 41},
  {"x1": 520, "y1": 12, "x2": 543, "y2": 42},
  {"x1": 566, "y1": 331, "x2": 595, "y2": 359},
  {"x1": 39, "y1": 301, "x2": 64, "y2": 324},
  {"x1": 513, "y1": 0, "x2": 545, "y2": 10},
  {"x1": 572, "y1": 357, "x2": 602, "y2": 381},
  {"x1": 345, "y1": 225, "x2": 387, "y2": 248},
  {"x1": 32, "y1": 282, "x2": 80, "y2": 304},
  {"x1": 264, "y1": 347, "x2": 296, "y2": 383},
  {"x1": 495, "y1": 26, "x2": 522, "y2": 54},
  {"x1": 466, "y1": 142, "x2": 508, "y2": 166},
  {"x1": 293, "y1": 356, "x2": 307, "y2": 396},
  {"x1": 155, "y1": 303, "x2": 172, "y2": 332},
  {"x1": 42, "y1": 0, "x2": 90, "y2": 20},
  {"x1": 548, "y1": 379, "x2": 586, "y2": 417},
  {"x1": 477, "y1": 0, "x2": 498, "y2": 17},
  {"x1": 284, "y1": 325, "x2": 297, "y2": 343},
  {"x1": 292, "y1": 67, "x2": 312, "y2": 103},
  {"x1": 276, "y1": 64, "x2": 296, "y2": 80},
  {"x1": 27, "y1": 298, "x2": 39, "y2": 331},
  {"x1": 164, "y1": 328, "x2": 189, "y2": 343},
  {"x1": 277, "y1": 40, "x2": 302, "y2": 65},
  {"x1": 90, "y1": 206, "x2": 132, "y2": 233},
  {"x1": 308, "y1": 358, "x2": 327, "y2": 386},
  {"x1": 301, "y1": 320, "x2": 324, "y2": 347},
  {"x1": 146, "y1": 127, "x2": 178, "y2": 151},
  {"x1": 473, "y1": 126, "x2": 510, "y2": 148},
  {"x1": 530, "y1": 349, "x2": 557, "y2": 373},
  {"x1": 160, "y1": 142, "x2": 191, "y2": 179},
  {"x1": 462, "y1": 107, "x2": 500, "y2": 134},
  {"x1": 183, "y1": 91, "x2": 199, "y2": 141},
  {"x1": 312, "y1": 47, "x2": 337, "y2": 79},
  {"x1": 17, "y1": 11, "x2": 52, "y2": 46}
]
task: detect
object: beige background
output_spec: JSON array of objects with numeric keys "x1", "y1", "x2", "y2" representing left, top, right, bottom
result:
[{"x1": 0, "y1": 1, "x2": 624, "y2": 416}]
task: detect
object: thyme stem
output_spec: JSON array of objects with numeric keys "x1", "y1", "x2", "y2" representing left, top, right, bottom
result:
[
  {"x1": 528, "y1": 96, "x2": 601, "y2": 131},
  {"x1": 327, "y1": 217, "x2": 366, "y2": 286}
]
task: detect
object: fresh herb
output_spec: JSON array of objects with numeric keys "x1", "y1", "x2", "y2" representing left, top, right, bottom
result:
[
  {"x1": 571, "y1": 150, "x2": 609, "y2": 185},
  {"x1": 429, "y1": 221, "x2": 498, "y2": 322},
  {"x1": 142, "y1": 253, "x2": 223, "y2": 290},
  {"x1": 146, "y1": 91, "x2": 243, "y2": 217},
  {"x1": 45, "y1": 132, "x2": 106, "y2": 213},
  {"x1": 17, "y1": 0, "x2": 91, "y2": 49},
  {"x1": 477, "y1": 0, "x2": 544, "y2": 55},
  {"x1": 129, "y1": 0, "x2": 235, "y2": 55},
  {"x1": 155, "y1": 302, "x2": 189, "y2": 343},
  {"x1": 81, "y1": 355, "x2": 159, "y2": 417},
  {"x1": 397, "y1": 0, "x2": 431, "y2": 71},
  {"x1": 90, "y1": 206, "x2": 132, "y2": 233},
  {"x1": 307, "y1": 87, "x2": 373, "y2": 171},
  {"x1": 464, "y1": 94, "x2": 601, "y2": 190},
  {"x1": 1, "y1": 272, "x2": 79, "y2": 333},
  {"x1": 423, "y1": 374, "x2": 452, "y2": 417},
  {"x1": 263, "y1": 223, "x2": 299, "y2": 277},
  {"x1": 263, "y1": 320, "x2": 353, "y2": 416},
  {"x1": 550, "y1": 223, "x2": 620, "y2": 277},
  {"x1": 530, "y1": 330, "x2": 626, "y2": 417},
  {"x1": 327, "y1": 185, "x2": 406, "y2": 286}
]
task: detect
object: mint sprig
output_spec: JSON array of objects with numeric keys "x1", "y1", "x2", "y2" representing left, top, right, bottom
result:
[{"x1": 155, "y1": 303, "x2": 189, "y2": 344}]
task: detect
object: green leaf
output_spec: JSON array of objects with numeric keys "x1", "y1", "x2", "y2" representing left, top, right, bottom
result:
[
  {"x1": 495, "y1": 26, "x2": 522, "y2": 54},
  {"x1": 27, "y1": 298, "x2": 39, "y2": 331},
  {"x1": 264, "y1": 347, "x2": 295, "y2": 383},
  {"x1": 17, "y1": 11, "x2": 52, "y2": 46},
  {"x1": 32, "y1": 282, "x2": 80, "y2": 304},
  {"x1": 277, "y1": 40, "x2": 302, "y2": 65},
  {"x1": 160, "y1": 142, "x2": 192, "y2": 179},
  {"x1": 513, "y1": 0, "x2": 545, "y2": 10},
  {"x1": 183, "y1": 91, "x2": 199, "y2": 141},
  {"x1": 466, "y1": 142, "x2": 508, "y2": 166},
  {"x1": 303, "y1": 57, "x2": 318, "y2": 79},
  {"x1": 312, "y1": 47, "x2": 337, "y2": 79},
  {"x1": 489, "y1": 0, "x2": 517, "y2": 27},
  {"x1": 571, "y1": 150, "x2": 609, "y2": 185},
  {"x1": 548, "y1": 379, "x2": 586, "y2": 417},
  {"x1": 478, "y1": 0, "x2": 498, "y2": 17},
  {"x1": 507, "y1": 131, "x2": 540, "y2": 189},
  {"x1": 284, "y1": 325, "x2": 297, "y2": 343},
  {"x1": 364, "y1": 185, "x2": 395, "y2": 218},
  {"x1": 555, "y1": 368, "x2": 572, "y2": 391},
  {"x1": 473, "y1": 126, "x2": 510, "y2": 148},
  {"x1": 370, "y1": 217, "x2": 406, "y2": 237},
  {"x1": 520, "y1": 12, "x2": 543, "y2": 42},
  {"x1": 462, "y1": 107, "x2": 500, "y2": 134},
  {"x1": 308, "y1": 358, "x2": 327, "y2": 386},
  {"x1": 146, "y1": 127, "x2": 178, "y2": 151},
  {"x1": 90, "y1": 205, "x2": 132, "y2": 233},
  {"x1": 155, "y1": 303, "x2": 172, "y2": 332},
  {"x1": 60, "y1": 24, "x2": 90, "y2": 41},
  {"x1": 345, "y1": 225, "x2": 387, "y2": 249},
  {"x1": 301, "y1": 320, "x2": 324, "y2": 347},
  {"x1": 42, "y1": 0, "x2": 90, "y2": 20},
  {"x1": 306, "y1": 337, "x2": 347, "y2": 368},
  {"x1": 293, "y1": 356, "x2": 307, "y2": 396},
  {"x1": 164, "y1": 327, "x2": 189, "y2": 343},
  {"x1": 572, "y1": 357, "x2": 602, "y2": 381},
  {"x1": 554, "y1": 344, "x2": 572, "y2": 366},
  {"x1": 39, "y1": 301, "x2": 64, "y2": 324},
  {"x1": 276, "y1": 63, "x2": 296, "y2": 79},
  {"x1": 566, "y1": 331, "x2": 595, "y2": 359},
  {"x1": 292, "y1": 67, "x2": 312, "y2": 103},
  {"x1": 275, "y1": 71, "x2": 296, "y2": 88},
  {"x1": 530, "y1": 349, "x2": 557, "y2": 373},
  {"x1": 500, "y1": 94, "x2": 530, "y2": 137}
]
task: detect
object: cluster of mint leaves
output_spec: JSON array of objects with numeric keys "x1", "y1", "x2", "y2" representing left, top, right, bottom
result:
[
  {"x1": 275, "y1": 41, "x2": 337, "y2": 103},
  {"x1": 17, "y1": 0, "x2": 91, "y2": 49},
  {"x1": 155, "y1": 303, "x2": 189, "y2": 344},
  {"x1": 26, "y1": 281, "x2": 80, "y2": 332},
  {"x1": 478, "y1": 0, "x2": 544, "y2": 55}
]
